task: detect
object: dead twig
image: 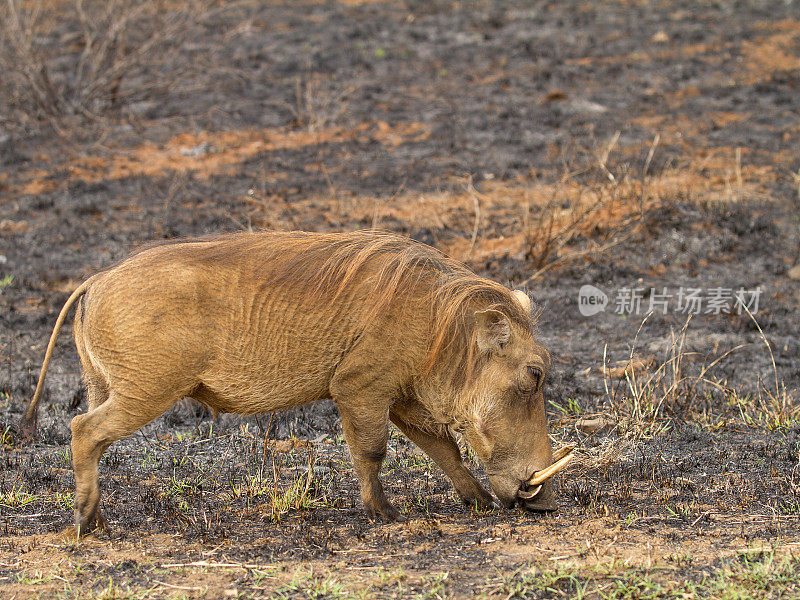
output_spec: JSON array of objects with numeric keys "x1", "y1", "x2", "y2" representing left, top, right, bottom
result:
[{"x1": 465, "y1": 176, "x2": 482, "y2": 257}]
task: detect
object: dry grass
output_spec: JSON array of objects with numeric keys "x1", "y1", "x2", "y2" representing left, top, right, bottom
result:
[
  {"x1": 605, "y1": 310, "x2": 798, "y2": 434},
  {"x1": 551, "y1": 305, "x2": 798, "y2": 484},
  {"x1": 431, "y1": 172, "x2": 651, "y2": 269}
]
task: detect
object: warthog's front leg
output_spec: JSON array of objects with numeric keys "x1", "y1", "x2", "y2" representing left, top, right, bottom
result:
[
  {"x1": 390, "y1": 403, "x2": 495, "y2": 510},
  {"x1": 335, "y1": 400, "x2": 402, "y2": 522}
]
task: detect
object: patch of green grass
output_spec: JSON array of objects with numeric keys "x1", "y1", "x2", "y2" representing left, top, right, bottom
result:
[
  {"x1": 602, "y1": 314, "x2": 798, "y2": 436},
  {"x1": 664, "y1": 501, "x2": 698, "y2": 523},
  {"x1": 1, "y1": 424, "x2": 12, "y2": 447},
  {"x1": 482, "y1": 564, "x2": 589, "y2": 600},
  {"x1": 65, "y1": 576, "x2": 159, "y2": 600},
  {"x1": 158, "y1": 466, "x2": 207, "y2": 513},
  {"x1": 728, "y1": 390, "x2": 800, "y2": 431},
  {"x1": 706, "y1": 551, "x2": 800, "y2": 599},
  {"x1": 384, "y1": 449, "x2": 432, "y2": 473},
  {"x1": 250, "y1": 564, "x2": 281, "y2": 586},
  {"x1": 59, "y1": 447, "x2": 72, "y2": 465},
  {"x1": 15, "y1": 571, "x2": 57, "y2": 585},
  {"x1": 0, "y1": 482, "x2": 75, "y2": 510},
  {"x1": 14, "y1": 571, "x2": 161, "y2": 600},
  {"x1": 172, "y1": 430, "x2": 196, "y2": 442},
  {"x1": 373, "y1": 567, "x2": 406, "y2": 589},
  {"x1": 267, "y1": 465, "x2": 328, "y2": 521},
  {"x1": 51, "y1": 490, "x2": 74, "y2": 510},
  {"x1": 137, "y1": 451, "x2": 158, "y2": 470},
  {"x1": 416, "y1": 571, "x2": 450, "y2": 600},
  {"x1": 479, "y1": 551, "x2": 800, "y2": 600},
  {"x1": 0, "y1": 484, "x2": 38, "y2": 508},
  {"x1": 549, "y1": 396, "x2": 584, "y2": 417},
  {"x1": 226, "y1": 466, "x2": 274, "y2": 501}
]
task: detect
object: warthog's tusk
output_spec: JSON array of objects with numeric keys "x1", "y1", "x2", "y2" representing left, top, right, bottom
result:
[
  {"x1": 527, "y1": 446, "x2": 576, "y2": 486},
  {"x1": 551, "y1": 443, "x2": 576, "y2": 463},
  {"x1": 517, "y1": 484, "x2": 542, "y2": 500}
]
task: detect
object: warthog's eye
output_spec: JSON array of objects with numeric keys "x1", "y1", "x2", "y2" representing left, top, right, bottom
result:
[{"x1": 527, "y1": 365, "x2": 544, "y2": 392}]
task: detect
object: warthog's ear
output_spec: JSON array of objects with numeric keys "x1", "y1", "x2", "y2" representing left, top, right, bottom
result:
[
  {"x1": 512, "y1": 289, "x2": 531, "y2": 314},
  {"x1": 475, "y1": 308, "x2": 511, "y2": 353}
]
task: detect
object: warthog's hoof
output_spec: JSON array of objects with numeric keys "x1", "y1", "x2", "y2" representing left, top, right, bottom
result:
[
  {"x1": 461, "y1": 491, "x2": 499, "y2": 511},
  {"x1": 366, "y1": 502, "x2": 406, "y2": 523},
  {"x1": 74, "y1": 510, "x2": 110, "y2": 536}
]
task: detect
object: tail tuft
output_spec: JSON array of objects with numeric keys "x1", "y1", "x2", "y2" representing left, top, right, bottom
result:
[{"x1": 18, "y1": 411, "x2": 38, "y2": 443}]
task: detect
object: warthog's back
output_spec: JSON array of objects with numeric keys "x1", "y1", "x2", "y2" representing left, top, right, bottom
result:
[{"x1": 78, "y1": 231, "x2": 434, "y2": 414}]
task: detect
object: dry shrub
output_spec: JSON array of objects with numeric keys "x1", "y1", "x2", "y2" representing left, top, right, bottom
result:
[
  {"x1": 433, "y1": 136, "x2": 663, "y2": 276},
  {"x1": 0, "y1": 0, "x2": 204, "y2": 128},
  {"x1": 519, "y1": 177, "x2": 647, "y2": 282},
  {"x1": 287, "y1": 74, "x2": 359, "y2": 132},
  {"x1": 513, "y1": 137, "x2": 773, "y2": 284},
  {"x1": 358, "y1": 172, "x2": 657, "y2": 272}
]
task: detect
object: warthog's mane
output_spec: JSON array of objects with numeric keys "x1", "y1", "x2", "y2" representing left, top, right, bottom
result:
[
  {"x1": 136, "y1": 230, "x2": 532, "y2": 383},
  {"x1": 269, "y1": 230, "x2": 532, "y2": 380}
]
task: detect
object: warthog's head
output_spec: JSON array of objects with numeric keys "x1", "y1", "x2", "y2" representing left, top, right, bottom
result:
[{"x1": 457, "y1": 290, "x2": 568, "y2": 511}]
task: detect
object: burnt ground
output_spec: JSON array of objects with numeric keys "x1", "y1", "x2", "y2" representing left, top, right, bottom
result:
[{"x1": 1, "y1": 0, "x2": 800, "y2": 598}]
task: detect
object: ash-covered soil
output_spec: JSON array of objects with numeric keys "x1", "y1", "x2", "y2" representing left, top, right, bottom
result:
[{"x1": 1, "y1": 0, "x2": 799, "y2": 597}]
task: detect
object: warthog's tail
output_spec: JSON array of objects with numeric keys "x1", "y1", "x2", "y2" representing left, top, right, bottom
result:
[{"x1": 19, "y1": 276, "x2": 97, "y2": 442}]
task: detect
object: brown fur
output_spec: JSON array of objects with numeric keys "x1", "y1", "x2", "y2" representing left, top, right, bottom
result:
[{"x1": 22, "y1": 230, "x2": 554, "y2": 532}]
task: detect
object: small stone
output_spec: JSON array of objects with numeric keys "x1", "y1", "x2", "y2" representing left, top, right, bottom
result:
[
  {"x1": 575, "y1": 417, "x2": 613, "y2": 434},
  {"x1": 179, "y1": 142, "x2": 212, "y2": 157},
  {"x1": 652, "y1": 30, "x2": 670, "y2": 43},
  {"x1": 602, "y1": 356, "x2": 654, "y2": 379},
  {"x1": 787, "y1": 265, "x2": 800, "y2": 280}
]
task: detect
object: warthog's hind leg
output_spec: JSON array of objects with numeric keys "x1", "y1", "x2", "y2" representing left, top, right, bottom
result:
[
  {"x1": 390, "y1": 406, "x2": 496, "y2": 510},
  {"x1": 82, "y1": 372, "x2": 109, "y2": 412},
  {"x1": 71, "y1": 391, "x2": 177, "y2": 535}
]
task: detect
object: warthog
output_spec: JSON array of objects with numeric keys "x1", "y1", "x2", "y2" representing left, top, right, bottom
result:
[{"x1": 21, "y1": 231, "x2": 573, "y2": 533}]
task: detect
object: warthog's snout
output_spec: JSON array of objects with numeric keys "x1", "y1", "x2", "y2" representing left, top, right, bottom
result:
[
  {"x1": 489, "y1": 474, "x2": 557, "y2": 511},
  {"x1": 493, "y1": 444, "x2": 576, "y2": 511},
  {"x1": 521, "y1": 444, "x2": 575, "y2": 510},
  {"x1": 517, "y1": 480, "x2": 557, "y2": 512}
]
